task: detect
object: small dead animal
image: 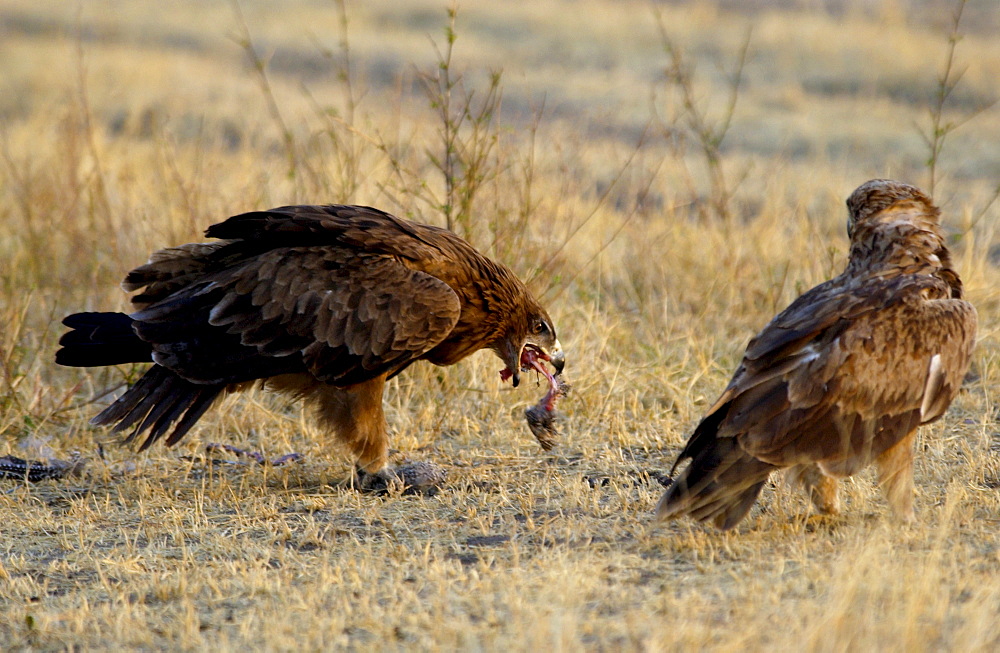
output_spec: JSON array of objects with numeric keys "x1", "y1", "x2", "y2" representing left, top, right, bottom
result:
[
  {"x1": 354, "y1": 460, "x2": 448, "y2": 495},
  {"x1": 524, "y1": 371, "x2": 571, "y2": 451}
]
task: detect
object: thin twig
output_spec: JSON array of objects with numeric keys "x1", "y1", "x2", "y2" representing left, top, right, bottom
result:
[{"x1": 229, "y1": 0, "x2": 298, "y2": 181}]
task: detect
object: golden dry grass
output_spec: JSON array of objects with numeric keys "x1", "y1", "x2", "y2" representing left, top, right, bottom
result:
[{"x1": 2, "y1": 0, "x2": 1000, "y2": 650}]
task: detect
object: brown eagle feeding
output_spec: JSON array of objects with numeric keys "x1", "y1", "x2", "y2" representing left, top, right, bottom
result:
[
  {"x1": 657, "y1": 180, "x2": 977, "y2": 530},
  {"x1": 56, "y1": 205, "x2": 564, "y2": 484}
]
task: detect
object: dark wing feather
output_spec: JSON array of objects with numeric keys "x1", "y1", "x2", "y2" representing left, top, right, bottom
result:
[
  {"x1": 203, "y1": 205, "x2": 448, "y2": 261},
  {"x1": 90, "y1": 365, "x2": 225, "y2": 451},
  {"x1": 124, "y1": 242, "x2": 231, "y2": 308},
  {"x1": 126, "y1": 205, "x2": 464, "y2": 311},
  {"x1": 741, "y1": 280, "x2": 859, "y2": 364},
  {"x1": 129, "y1": 246, "x2": 461, "y2": 387},
  {"x1": 690, "y1": 274, "x2": 975, "y2": 469},
  {"x1": 222, "y1": 248, "x2": 462, "y2": 384}
]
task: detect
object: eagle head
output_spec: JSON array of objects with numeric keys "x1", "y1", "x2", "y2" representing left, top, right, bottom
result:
[
  {"x1": 496, "y1": 308, "x2": 564, "y2": 389},
  {"x1": 846, "y1": 179, "x2": 937, "y2": 239}
]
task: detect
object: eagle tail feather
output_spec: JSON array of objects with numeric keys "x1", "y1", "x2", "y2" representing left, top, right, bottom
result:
[
  {"x1": 657, "y1": 436, "x2": 775, "y2": 530},
  {"x1": 56, "y1": 312, "x2": 151, "y2": 367}
]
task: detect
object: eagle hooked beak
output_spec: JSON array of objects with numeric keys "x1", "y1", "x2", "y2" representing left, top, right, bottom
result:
[
  {"x1": 501, "y1": 338, "x2": 564, "y2": 388},
  {"x1": 548, "y1": 341, "x2": 565, "y2": 375}
]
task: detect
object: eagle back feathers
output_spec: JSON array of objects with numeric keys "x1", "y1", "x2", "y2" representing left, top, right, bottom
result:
[{"x1": 121, "y1": 205, "x2": 539, "y2": 387}]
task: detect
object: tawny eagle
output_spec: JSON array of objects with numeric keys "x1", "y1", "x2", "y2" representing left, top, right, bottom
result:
[
  {"x1": 57, "y1": 205, "x2": 564, "y2": 484},
  {"x1": 657, "y1": 180, "x2": 976, "y2": 529}
]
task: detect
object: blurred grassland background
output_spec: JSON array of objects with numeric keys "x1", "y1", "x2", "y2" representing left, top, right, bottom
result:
[{"x1": 1, "y1": 0, "x2": 1000, "y2": 649}]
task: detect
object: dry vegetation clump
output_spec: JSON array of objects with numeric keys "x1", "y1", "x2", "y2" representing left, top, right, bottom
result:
[{"x1": 1, "y1": 0, "x2": 999, "y2": 649}]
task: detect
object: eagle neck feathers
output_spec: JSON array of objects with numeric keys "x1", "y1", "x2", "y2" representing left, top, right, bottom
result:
[{"x1": 846, "y1": 202, "x2": 962, "y2": 298}]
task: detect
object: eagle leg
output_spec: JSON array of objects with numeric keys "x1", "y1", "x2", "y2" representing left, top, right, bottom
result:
[
  {"x1": 280, "y1": 376, "x2": 449, "y2": 494},
  {"x1": 875, "y1": 429, "x2": 916, "y2": 524},
  {"x1": 302, "y1": 377, "x2": 391, "y2": 473},
  {"x1": 785, "y1": 463, "x2": 841, "y2": 515}
]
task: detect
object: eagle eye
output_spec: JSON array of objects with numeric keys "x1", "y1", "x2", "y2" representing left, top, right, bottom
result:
[{"x1": 532, "y1": 320, "x2": 549, "y2": 336}]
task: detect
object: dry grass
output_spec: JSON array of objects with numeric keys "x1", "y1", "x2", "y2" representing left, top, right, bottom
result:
[{"x1": 2, "y1": 0, "x2": 1000, "y2": 650}]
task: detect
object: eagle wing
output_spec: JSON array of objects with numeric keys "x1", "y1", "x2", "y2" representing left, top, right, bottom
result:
[
  {"x1": 123, "y1": 206, "x2": 463, "y2": 387},
  {"x1": 682, "y1": 274, "x2": 976, "y2": 471}
]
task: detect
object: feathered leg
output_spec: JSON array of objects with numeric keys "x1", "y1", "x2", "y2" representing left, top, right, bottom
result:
[
  {"x1": 270, "y1": 374, "x2": 446, "y2": 493},
  {"x1": 308, "y1": 377, "x2": 390, "y2": 472},
  {"x1": 875, "y1": 429, "x2": 916, "y2": 523},
  {"x1": 785, "y1": 463, "x2": 841, "y2": 515}
]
